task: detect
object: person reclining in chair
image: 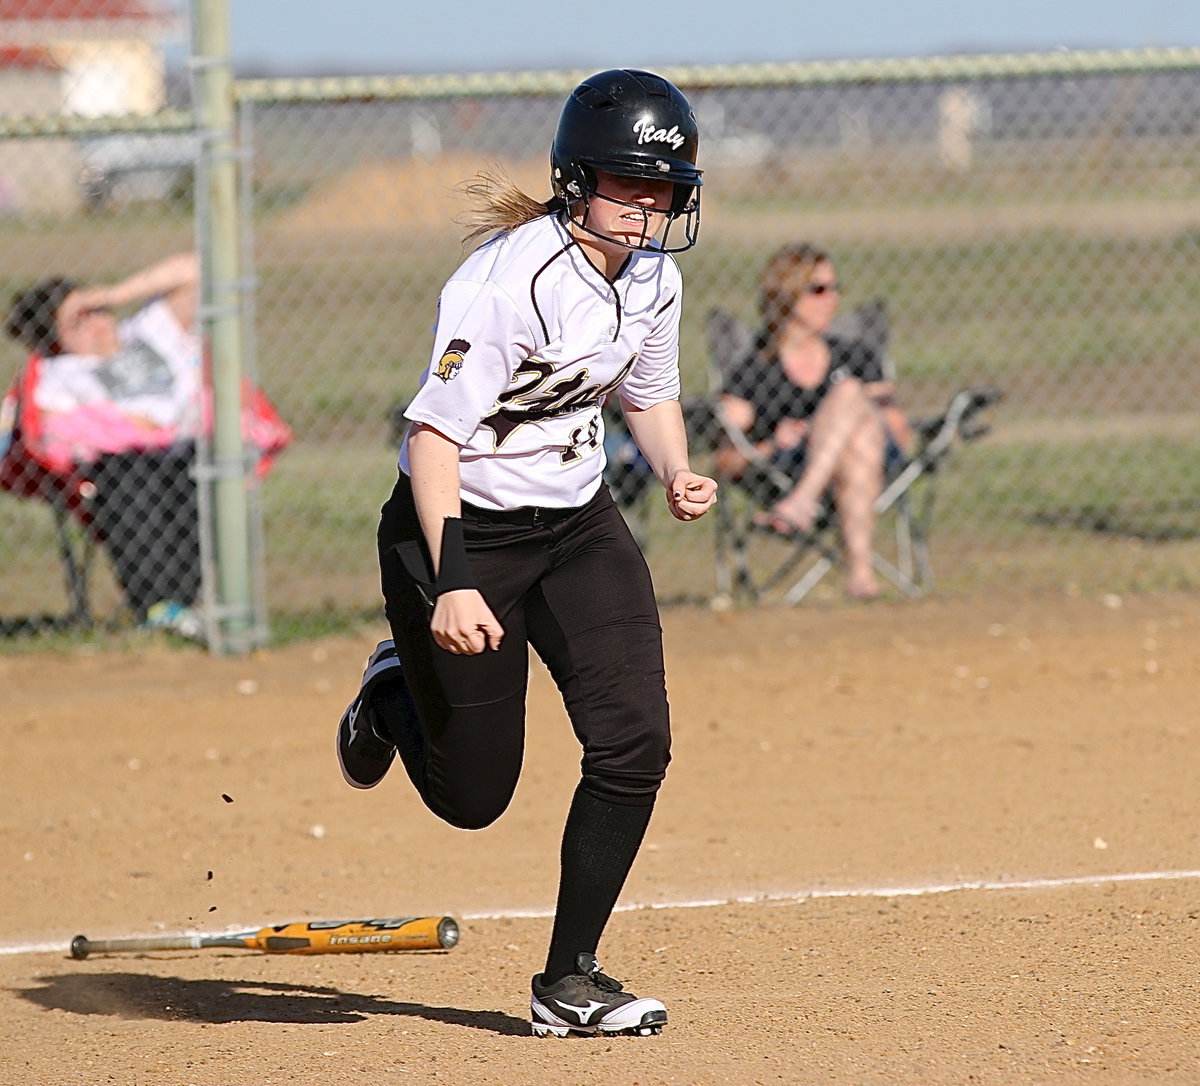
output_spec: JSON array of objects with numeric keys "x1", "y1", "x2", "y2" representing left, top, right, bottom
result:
[
  {"x1": 5, "y1": 252, "x2": 204, "y2": 633},
  {"x1": 715, "y1": 242, "x2": 913, "y2": 600}
]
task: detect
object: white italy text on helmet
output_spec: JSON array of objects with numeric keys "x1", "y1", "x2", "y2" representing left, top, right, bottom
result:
[{"x1": 551, "y1": 69, "x2": 703, "y2": 253}]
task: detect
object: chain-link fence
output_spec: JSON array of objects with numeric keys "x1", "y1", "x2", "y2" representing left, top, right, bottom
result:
[
  {"x1": 0, "y1": 0, "x2": 204, "y2": 639},
  {"x1": 2, "y1": 31, "x2": 1199, "y2": 642}
]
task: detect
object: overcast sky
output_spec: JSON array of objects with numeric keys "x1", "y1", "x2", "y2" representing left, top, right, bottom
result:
[{"x1": 222, "y1": 0, "x2": 1197, "y2": 76}]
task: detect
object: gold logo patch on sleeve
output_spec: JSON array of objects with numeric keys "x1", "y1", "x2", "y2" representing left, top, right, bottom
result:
[{"x1": 435, "y1": 338, "x2": 470, "y2": 382}]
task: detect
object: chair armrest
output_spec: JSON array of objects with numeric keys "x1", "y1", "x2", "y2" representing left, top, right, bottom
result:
[{"x1": 914, "y1": 386, "x2": 1002, "y2": 451}]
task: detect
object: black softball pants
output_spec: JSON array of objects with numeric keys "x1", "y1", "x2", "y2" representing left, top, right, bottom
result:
[{"x1": 377, "y1": 470, "x2": 671, "y2": 830}]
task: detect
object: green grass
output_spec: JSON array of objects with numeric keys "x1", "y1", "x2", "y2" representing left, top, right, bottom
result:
[{"x1": 3, "y1": 153, "x2": 1199, "y2": 643}]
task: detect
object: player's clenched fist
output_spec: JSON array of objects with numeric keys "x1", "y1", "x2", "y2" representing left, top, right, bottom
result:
[
  {"x1": 431, "y1": 589, "x2": 504, "y2": 654},
  {"x1": 667, "y1": 471, "x2": 717, "y2": 521}
]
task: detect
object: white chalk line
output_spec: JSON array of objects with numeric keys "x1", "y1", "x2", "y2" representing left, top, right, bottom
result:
[
  {"x1": 464, "y1": 868, "x2": 1200, "y2": 920},
  {"x1": 5, "y1": 868, "x2": 1199, "y2": 956}
]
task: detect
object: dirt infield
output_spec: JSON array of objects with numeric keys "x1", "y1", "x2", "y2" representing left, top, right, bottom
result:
[{"x1": 3, "y1": 590, "x2": 1199, "y2": 1084}]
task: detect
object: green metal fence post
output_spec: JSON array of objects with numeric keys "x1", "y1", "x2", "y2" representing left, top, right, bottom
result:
[{"x1": 191, "y1": 0, "x2": 257, "y2": 653}]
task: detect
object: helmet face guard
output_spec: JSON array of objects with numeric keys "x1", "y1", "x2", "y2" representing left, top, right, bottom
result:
[
  {"x1": 551, "y1": 69, "x2": 703, "y2": 253},
  {"x1": 560, "y1": 164, "x2": 701, "y2": 254}
]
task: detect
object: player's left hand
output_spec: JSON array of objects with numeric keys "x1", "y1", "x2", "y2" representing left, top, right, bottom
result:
[{"x1": 667, "y1": 471, "x2": 717, "y2": 521}]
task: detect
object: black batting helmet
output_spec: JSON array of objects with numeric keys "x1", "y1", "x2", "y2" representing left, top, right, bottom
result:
[{"x1": 551, "y1": 69, "x2": 703, "y2": 252}]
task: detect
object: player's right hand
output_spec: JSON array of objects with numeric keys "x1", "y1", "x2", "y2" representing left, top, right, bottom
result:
[{"x1": 431, "y1": 589, "x2": 504, "y2": 655}]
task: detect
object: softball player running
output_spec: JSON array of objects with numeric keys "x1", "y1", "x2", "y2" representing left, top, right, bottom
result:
[{"x1": 336, "y1": 69, "x2": 715, "y2": 1037}]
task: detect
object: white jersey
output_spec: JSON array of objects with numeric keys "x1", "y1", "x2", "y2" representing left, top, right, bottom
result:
[
  {"x1": 399, "y1": 213, "x2": 683, "y2": 511},
  {"x1": 35, "y1": 298, "x2": 201, "y2": 434}
]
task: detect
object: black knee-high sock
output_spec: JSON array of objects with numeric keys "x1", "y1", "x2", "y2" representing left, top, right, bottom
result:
[
  {"x1": 371, "y1": 678, "x2": 427, "y2": 792},
  {"x1": 542, "y1": 786, "x2": 654, "y2": 984}
]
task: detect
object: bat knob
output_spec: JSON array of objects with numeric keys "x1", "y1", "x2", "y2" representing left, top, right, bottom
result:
[{"x1": 70, "y1": 935, "x2": 91, "y2": 960}]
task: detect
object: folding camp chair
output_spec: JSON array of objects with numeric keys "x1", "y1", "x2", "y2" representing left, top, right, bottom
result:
[
  {"x1": 0, "y1": 358, "x2": 99, "y2": 632},
  {"x1": 1, "y1": 352, "x2": 292, "y2": 636},
  {"x1": 705, "y1": 302, "x2": 1000, "y2": 606}
]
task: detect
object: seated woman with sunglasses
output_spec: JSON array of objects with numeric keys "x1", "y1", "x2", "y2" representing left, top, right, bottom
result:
[
  {"x1": 715, "y1": 242, "x2": 913, "y2": 600},
  {"x1": 5, "y1": 252, "x2": 205, "y2": 633}
]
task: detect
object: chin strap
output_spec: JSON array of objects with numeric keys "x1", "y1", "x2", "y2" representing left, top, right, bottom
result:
[{"x1": 566, "y1": 191, "x2": 699, "y2": 254}]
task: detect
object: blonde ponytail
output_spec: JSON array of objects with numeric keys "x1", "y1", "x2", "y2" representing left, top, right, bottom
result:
[{"x1": 458, "y1": 165, "x2": 563, "y2": 246}]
